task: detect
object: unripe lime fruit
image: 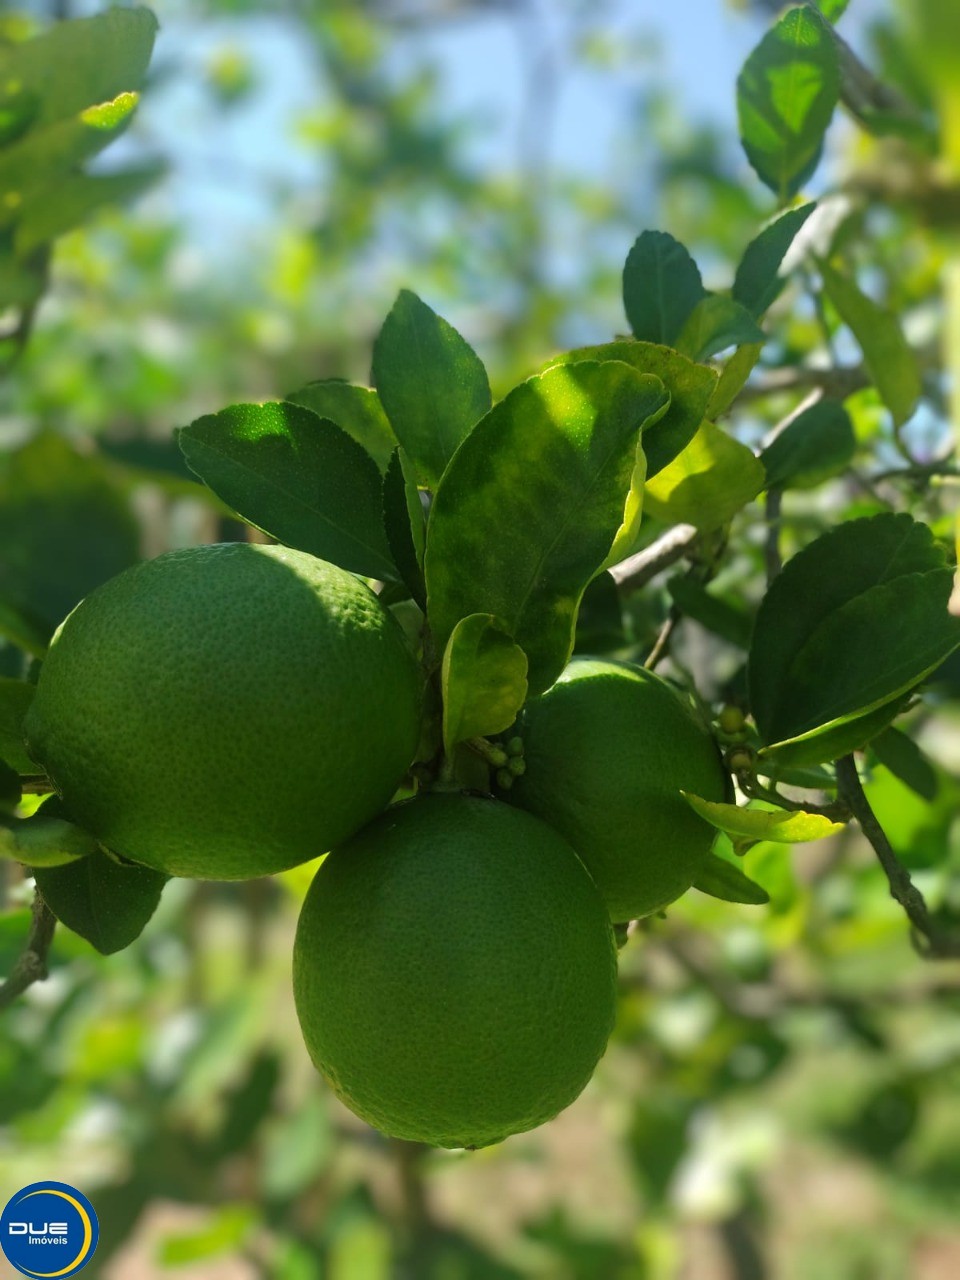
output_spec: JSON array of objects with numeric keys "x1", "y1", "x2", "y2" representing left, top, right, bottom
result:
[
  {"x1": 719, "y1": 705, "x2": 746, "y2": 735},
  {"x1": 508, "y1": 658, "x2": 727, "y2": 920},
  {"x1": 25, "y1": 543, "x2": 422, "y2": 880},
  {"x1": 293, "y1": 793, "x2": 617, "y2": 1149}
]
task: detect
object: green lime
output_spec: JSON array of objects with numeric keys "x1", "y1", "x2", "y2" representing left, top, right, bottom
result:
[
  {"x1": 293, "y1": 792, "x2": 617, "y2": 1149},
  {"x1": 25, "y1": 543, "x2": 422, "y2": 879},
  {"x1": 508, "y1": 658, "x2": 728, "y2": 920}
]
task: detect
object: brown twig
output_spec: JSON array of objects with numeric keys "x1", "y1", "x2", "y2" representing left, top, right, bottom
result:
[
  {"x1": 644, "y1": 606, "x2": 681, "y2": 671},
  {"x1": 609, "y1": 523, "x2": 698, "y2": 592},
  {"x1": 835, "y1": 754, "x2": 960, "y2": 959},
  {"x1": 0, "y1": 887, "x2": 57, "y2": 1012}
]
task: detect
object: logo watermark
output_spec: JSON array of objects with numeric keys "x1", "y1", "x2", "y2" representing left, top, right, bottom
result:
[{"x1": 0, "y1": 1182, "x2": 98, "y2": 1278}]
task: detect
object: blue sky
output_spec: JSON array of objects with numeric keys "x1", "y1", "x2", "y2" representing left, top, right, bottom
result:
[{"x1": 132, "y1": 0, "x2": 888, "y2": 255}]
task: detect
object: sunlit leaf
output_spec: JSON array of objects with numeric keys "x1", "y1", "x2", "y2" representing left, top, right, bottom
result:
[
  {"x1": 684, "y1": 792, "x2": 846, "y2": 843},
  {"x1": 545, "y1": 341, "x2": 716, "y2": 477},
  {"x1": 737, "y1": 6, "x2": 840, "y2": 200},
  {"x1": 371, "y1": 289, "x2": 491, "y2": 489},
  {"x1": 425, "y1": 361, "x2": 669, "y2": 694},
  {"x1": 645, "y1": 420, "x2": 765, "y2": 531},
  {"x1": 0, "y1": 812, "x2": 98, "y2": 868}
]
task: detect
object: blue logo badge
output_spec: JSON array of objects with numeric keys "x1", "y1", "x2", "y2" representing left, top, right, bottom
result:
[{"x1": 0, "y1": 1182, "x2": 99, "y2": 1278}]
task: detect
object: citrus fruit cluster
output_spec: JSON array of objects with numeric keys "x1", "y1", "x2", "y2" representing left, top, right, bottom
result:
[{"x1": 24, "y1": 542, "x2": 727, "y2": 1149}]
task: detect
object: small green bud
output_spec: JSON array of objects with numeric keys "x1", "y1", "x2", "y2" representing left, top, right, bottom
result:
[
  {"x1": 726, "y1": 746, "x2": 754, "y2": 773},
  {"x1": 496, "y1": 768, "x2": 514, "y2": 790},
  {"x1": 487, "y1": 746, "x2": 509, "y2": 768},
  {"x1": 719, "y1": 705, "x2": 746, "y2": 735},
  {"x1": 505, "y1": 736, "x2": 524, "y2": 757},
  {"x1": 507, "y1": 756, "x2": 526, "y2": 777}
]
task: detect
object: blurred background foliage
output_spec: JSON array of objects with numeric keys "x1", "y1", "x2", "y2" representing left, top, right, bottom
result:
[{"x1": 1, "y1": 0, "x2": 960, "y2": 1277}]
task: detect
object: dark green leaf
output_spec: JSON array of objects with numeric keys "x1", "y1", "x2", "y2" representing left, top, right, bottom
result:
[
  {"x1": 0, "y1": 677, "x2": 35, "y2": 774},
  {"x1": 425, "y1": 361, "x2": 669, "y2": 695},
  {"x1": 0, "y1": 433, "x2": 140, "y2": 639},
  {"x1": 667, "y1": 576, "x2": 753, "y2": 648},
  {"x1": 441, "y1": 614, "x2": 528, "y2": 753},
  {"x1": 871, "y1": 727, "x2": 939, "y2": 801},
  {"x1": 34, "y1": 848, "x2": 166, "y2": 955},
  {"x1": 737, "y1": 6, "x2": 840, "y2": 200},
  {"x1": 178, "y1": 401, "x2": 397, "y2": 581},
  {"x1": 733, "y1": 202, "x2": 817, "y2": 317},
  {"x1": 0, "y1": 8, "x2": 157, "y2": 129},
  {"x1": 0, "y1": 84, "x2": 39, "y2": 148},
  {"x1": 1, "y1": 812, "x2": 98, "y2": 868},
  {"x1": 546, "y1": 340, "x2": 717, "y2": 477},
  {"x1": 759, "y1": 697, "x2": 907, "y2": 769},
  {"x1": 749, "y1": 514, "x2": 959, "y2": 747},
  {"x1": 383, "y1": 448, "x2": 426, "y2": 608},
  {"x1": 675, "y1": 295, "x2": 766, "y2": 362},
  {"x1": 819, "y1": 259, "x2": 921, "y2": 426},
  {"x1": 645, "y1": 421, "x2": 765, "y2": 531},
  {"x1": 622, "y1": 230, "x2": 706, "y2": 346},
  {"x1": 371, "y1": 289, "x2": 491, "y2": 489},
  {"x1": 693, "y1": 851, "x2": 770, "y2": 905},
  {"x1": 286, "y1": 380, "x2": 397, "y2": 475},
  {"x1": 0, "y1": 759, "x2": 20, "y2": 813},
  {"x1": 574, "y1": 571, "x2": 625, "y2": 653},
  {"x1": 760, "y1": 397, "x2": 855, "y2": 490},
  {"x1": 15, "y1": 165, "x2": 163, "y2": 255}
]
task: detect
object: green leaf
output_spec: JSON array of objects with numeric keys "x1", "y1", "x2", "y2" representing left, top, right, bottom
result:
[
  {"x1": 816, "y1": 0, "x2": 851, "y2": 20},
  {"x1": 0, "y1": 8, "x2": 157, "y2": 129},
  {"x1": 748, "y1": 513, "x2": 960, "y2": 746},
  {"x1": 693, "y1": 851, "x2": 771, "y2": 905},
  {"x1": 707, "y1": 343, "x2": 763, "y2": 418},
  {"x1": 759, "y1": 697, "x2": 907, "y2": 769},
  {"x1": 778, "y1": 571, "x2": 960, "y2": 740},
  {"x1": 159, "y1": 1206, "x2": 257, "y2": 1267},
  {"x1": 286, "y1": 380, "x2": 397, "y2": 475},
  {"x1": 819, "y1": 260, "x2": 921, "y2": 427},
  {"x1": 0, "y1": 760, "x2": 20, "y2": 814},
  {"x1": 0, "y1": 84, "x2": 39, "y2": 148},
  {"x1": 425, "y1": 361, "x2": 669, "y2": 695},
  {"x1": 667, "y1": 577, "x2": 753, "y2": 648},
  {"x1": 737, "y1": 5, "x2": 840, "y2": 200},
  {"x1": 15, "y1": 164, "x2": 162, "y2": 255},
  {"x1": 675, "y1": 295, "x2": 766, "y2": 362},
  {"x1": 382, "y1": 448, "x2": 426, "y2": 608},
  {"x1": 545, "y1": 340, "x2": 717, "y2": 477},
  {"x1": 871, "y1": 727, "x2": 939, "y2": 802},
  {"x1": 371, "y1": 289, "x2": 492, "y2": 489},
  {"x1": 645, "y1": 421, "x2": 765, "y2": 532},
  {"x1": 0, "y1": 813, "x2": 98, "y2": 868},
  {"x1": 0, "y1": 92, "x2": 140, "y2": 227},
  {"x1": 733, "y1": 202, "x2": 817, "y2": 317},
  {"x1": 178, "y1": 402, "x2": 397, "y2": 582},
  {"x1": 622, "y1": 231, "x2": 706, "y2": 346},
  {"x1": 33, "y1": 848, "x2": 167, "y2": 955},
  {"x1": 0, "y1": 433, "x2": 140, "y2": 639},
  {"x1": 0, "y1": 678, "x2": 35, "y2": 774},
  {"x1": 684, "y1": 792, "x2": 845, "y2": 843},
  {"x1": 760, "y1": 397, "x2": 855, "y2": 490},
  {"x1": 441, "y1": 614, "x2": 529, "y2": 754}
]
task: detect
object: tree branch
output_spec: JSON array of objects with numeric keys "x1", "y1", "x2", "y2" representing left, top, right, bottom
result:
[
  {"x1": 0, "y1": 887, "x2": 57, "y2": 1012},
  {"x1": 835, "y1": 754, "x2": 960, "y2": 959},
  {"x1": 609, "y1": 523, "x2": 698, "y2": 592}
]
